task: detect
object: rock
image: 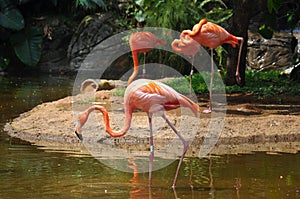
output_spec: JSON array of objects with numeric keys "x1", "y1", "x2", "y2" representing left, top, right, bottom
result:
[
  {"x1": 80, "y1": 79, "x2": 124, "y2": 93},
  {"x1": 38, "y1": 17, "x2": 77, "y2": 73},
  {"x1": 67, "y1": 13, "x2": 114, "y2": 70},
  {"x1": 290, "y1": 63, "x2": 300, "y2": 82},
  {"x1": 37, "y1": 13, "x2": 131, "y2": 76},
  {"x1": 247, "y1": 32, "x2": 294, "y2": 71},
  {"x1": 75, "y1": 28, "x2": 131, "y2": 82},
  {"x1": 80, "y1": 79, "x2": 100, "y2": 93}
]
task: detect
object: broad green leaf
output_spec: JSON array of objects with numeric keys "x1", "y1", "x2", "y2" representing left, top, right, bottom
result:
[
  {"x1": 199, "y1": 0, "x2": 227, "y2": 9},
  {"x1": 0, "y1": 8, "x2": 24, "y2": 30},
  {"x1": 90, "y1": 0, "x2": 106, "y2": 10},
  {"x1": 10, "y1": 27, "x2": 43, "y2": 66},
  {"x1": 267, "y1": 0, "x2": 282, "y2": 13},
  {"x1": 76, "y1": 0, "x2": 106, "y2": 10}
]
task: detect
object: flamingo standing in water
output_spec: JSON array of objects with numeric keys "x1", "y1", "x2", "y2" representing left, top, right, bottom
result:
[
  {"x1": 180, "y1": 19, "x2": 244, "y2": 113},
  {"x1": 172, "y1": 34, "x2": 200, "y2": 93},
  {"x1": 128, "y1": 32, "x2": 165, "y2": 85},
  {"x1": 75, "y1": 79, "x2": 199, "y2": 188}
]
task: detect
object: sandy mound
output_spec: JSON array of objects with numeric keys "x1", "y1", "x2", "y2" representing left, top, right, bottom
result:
[{"x1": 4, "y1": 90, "x2": 300, "y2": 156}]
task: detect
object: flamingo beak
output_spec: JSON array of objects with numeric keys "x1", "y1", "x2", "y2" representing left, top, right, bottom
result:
[
  {"x1": 75, "y1": 120, "x2": 83, "y2": 141},
  {"x1": 75, "y1": 131, "x2": 83, "y2": 141}
]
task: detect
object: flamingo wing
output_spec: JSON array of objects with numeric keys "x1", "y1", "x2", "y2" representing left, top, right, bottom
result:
[
  {"x1": 128, "y1": 80, "x2": 175, "y2": 112},
  {"x1": 171, "y1": 38, "x2": 200, "y2": 56},
  {"x1": 125, "y1": 79, "x2": 198, "y2": 116},
  {"x1": 201, "y1": 22, "x2": 239, "y2": 48},
  {"x1": 181, "y1": 19, "x2": 238, "y2": 49}
]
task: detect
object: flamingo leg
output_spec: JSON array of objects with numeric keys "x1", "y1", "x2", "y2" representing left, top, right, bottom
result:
[
  {"x1": 203, "y1": 49, "x2": 214, "y2": 113},
  {"x1": 189, "y1": 56, "x2": 195, "y2": 95},
  {"x1": 161, "y1": 114, "x2": 189, "y2": 189},
  {"x1": 235, "y1": 37, "x2": 244, "y2": 85},
  {"x1": 148, "y1": 114, "x2": 154, "y2": 186},
  {"x1": 143, "y1": 52, "x2": 146, "y2": 77},
  {"x1": 210, "y1": 49, "x2": 214, "y2": 111}
]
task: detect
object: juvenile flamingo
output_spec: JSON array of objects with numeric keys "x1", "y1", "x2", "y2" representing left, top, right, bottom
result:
[
  {"x1": 128, "y1": 32, "x2": 165, "y2": 85},
  {"x1": 180, "y1": 19, "x2": 244, "y2": 113},
  {"x1": 75, "y1": 79, "x2": 199, "y2": 188},
  {"x1": 172, "y1": 34, "x2": 200, "y2": 93}
]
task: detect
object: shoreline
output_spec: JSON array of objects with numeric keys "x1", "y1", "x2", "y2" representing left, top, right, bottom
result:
[{"x1": 4, "y1": 90, "x2": 300, "y2": 156}]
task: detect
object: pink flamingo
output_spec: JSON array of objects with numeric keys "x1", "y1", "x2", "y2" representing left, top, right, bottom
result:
[
  {"x1": 180, "y1": 19, "x2": 244, "y2": 113},
  {"x1": 172, "y1": 34, "x2": 200, "y2": 93},
  {"x1": 128, "y1": 32, "x2": 165, "y2": 85},
  {"x1": 75, "y1": 79, "x2": 199, "y2": 188}
]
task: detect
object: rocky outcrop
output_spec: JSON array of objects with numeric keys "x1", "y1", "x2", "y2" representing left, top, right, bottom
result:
[
  {"x1": 38, "y1": 13, "x2": 130, "y2": 77},
  {"x1": 67, "y1": 13, "x2": 114, "y2": 70},
  {"x1": 247, "y1": 32, "x2": 295, "y2": 71},
  {"x1": 38, "y1": 11, "x2": 298, "y2": 77},
  {"x1": 38, "y1": 17, "x2": 76, "y2": 73}
]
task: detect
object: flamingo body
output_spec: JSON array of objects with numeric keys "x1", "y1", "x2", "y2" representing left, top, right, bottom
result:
[
  {"x1": 172, "y1": 35, "x2": 200, "y2": 93},
  {"x1": 126, "y1": 80, "x2": 198, "y2": 116},
  {"x1": 171, "y1": 36, "x2": 200, "y2": 57},
  {"x1": 182, "y1": 19, "x2": 239, "y2": 49},
  {"x1": 179, "y1": 19, "x2": 244, "y2": 113},
  {"x1": 128, "y1": 32, "x2": 165, "y2": 85}
]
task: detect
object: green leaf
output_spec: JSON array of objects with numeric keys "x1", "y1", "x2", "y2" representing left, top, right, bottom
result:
[
  {"x1": 75, "y1": 0, "x2": 106, "y2": 10},
  {"x1": 198, "y1": 0, "x2": 231, "y2": 23},
  {"x1": 199, "y1": 0, "x2": 227, "y2": 9},
  {"x1": 10, "y1": 27, "x2": 43, "y2": 66},
  {"x1": 135, "y1": 10, "x2": 147, "y2": 22},
  {"x1": 215, "y1": 46, "x2": 227, "y2": 66},
  {"x1": 267, "y1": 0, "x2": 282, "y2": 13},
  {"x1": 258, "y1": 24, "x2": 273, "y2": 39},
  {"x1": 90, "y1": 0, "x2": 107, "y2": 10},
  {"x1": 0, "y1": 8, "x2": 24, "y2": 30},
  {"x1": 134, "y1": 0, "x2": 144, "y2": 7}
]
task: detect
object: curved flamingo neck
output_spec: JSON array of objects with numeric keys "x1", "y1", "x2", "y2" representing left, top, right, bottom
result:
[
  {"x1": 132, "y1": 50, "x2": 139, "y2": 69},
  {"x1": 182, "y1": 18, "x2": 207, "y2": 37},
  {"x1": 86, "y1": 105, "x2": 132, "y2": 137},
  {"x1": 128, "y1": 51, "x2": 139, "y2": 85}
]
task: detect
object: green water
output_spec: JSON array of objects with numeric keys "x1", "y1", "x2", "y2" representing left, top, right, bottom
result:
[{"x1": 0, "y1": 75, "x2": 299, "y2": 199}]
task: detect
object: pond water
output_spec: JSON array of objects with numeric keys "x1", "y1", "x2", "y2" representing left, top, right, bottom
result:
[{"x1": 0, "y1": 75, "x2": 300, "y2": 199}]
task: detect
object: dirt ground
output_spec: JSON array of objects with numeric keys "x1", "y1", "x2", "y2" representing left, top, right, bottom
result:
[{"x1": 4, "y1": 87, "x2": 300, "y2": 156}]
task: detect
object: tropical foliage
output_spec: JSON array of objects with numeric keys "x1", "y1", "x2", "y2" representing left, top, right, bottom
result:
[
  {"x1": 259, "y1": 0, "x2": 300, "y2": 38},
  {"x1": 1, "y1": 0, "x2": 299, "y2": 76},
  {"x1": 166, "y1": 71, "x2": 300, "y2": 97},
  {"x1": 0, "y1": 0, "x2": 106, "y2": 70},
  {"x1": 125, "y1": 0, "x2": 232, "y2": 74},
  {"x1": 132, "y1": 0, "x2": 232, "y2": 30}
]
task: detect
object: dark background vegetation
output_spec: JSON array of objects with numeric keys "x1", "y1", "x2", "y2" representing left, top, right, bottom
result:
[{"x1": 0, "y1": 0, "x2": 299, "y2": 96}]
